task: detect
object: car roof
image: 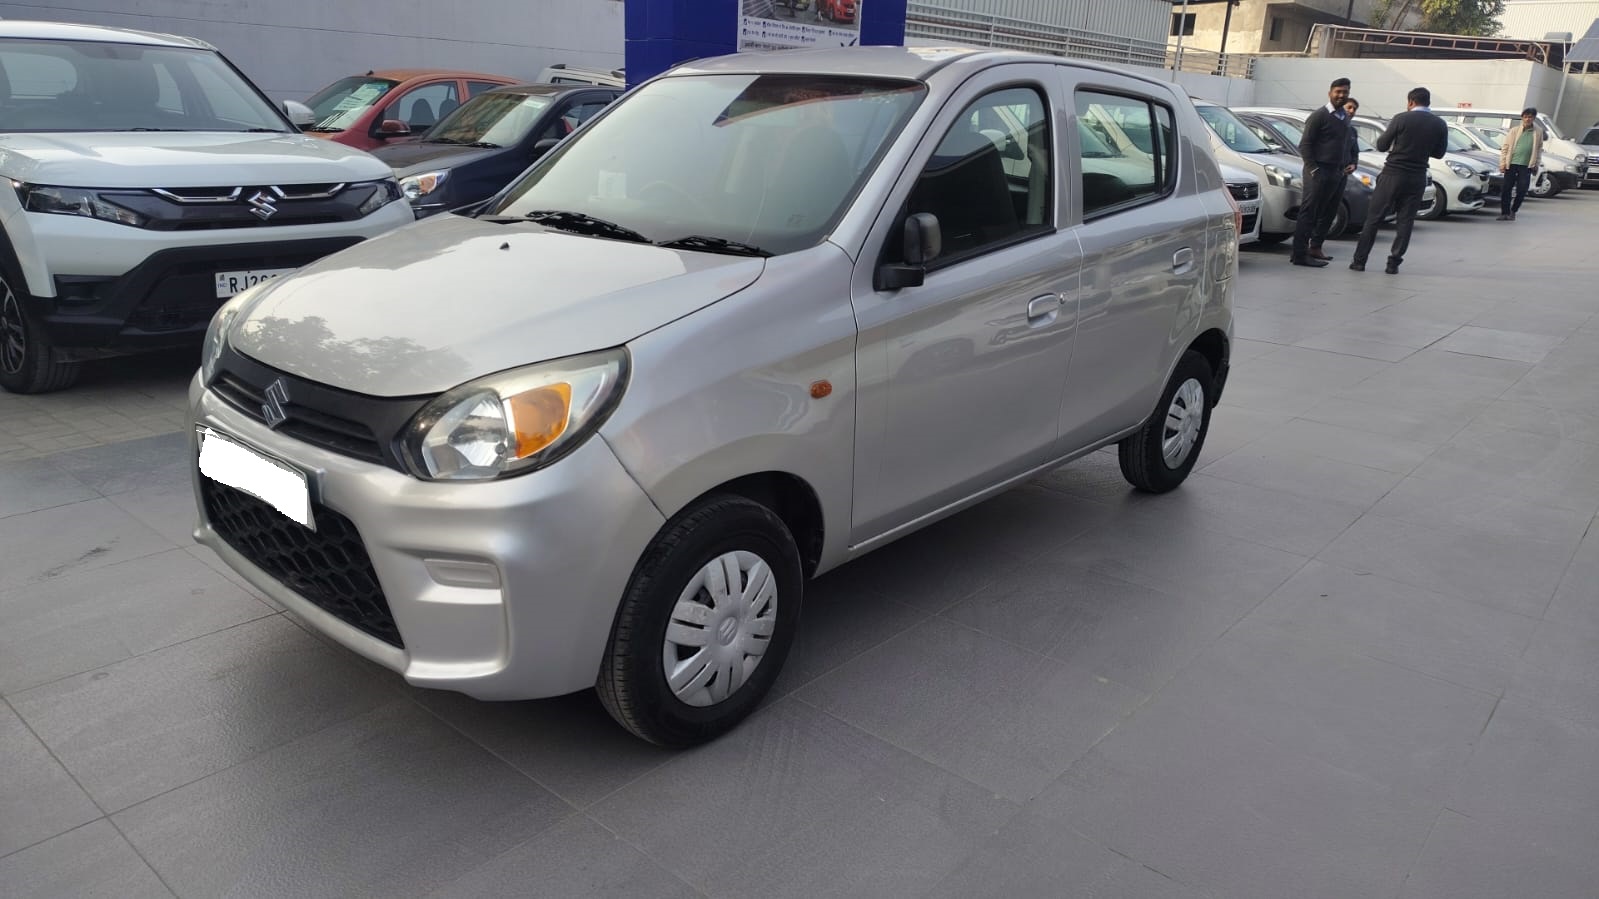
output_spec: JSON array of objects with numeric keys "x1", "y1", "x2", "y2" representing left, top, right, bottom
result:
[
  {"x1": 366, "y1": 69, "x2": 519, "y2": 82},
  {"x1": 671, "y1": 45, "x2": 1180, "y2": 92},
  {"x1": 0, "y1": 19, "x2": 214, "y2": 50}
]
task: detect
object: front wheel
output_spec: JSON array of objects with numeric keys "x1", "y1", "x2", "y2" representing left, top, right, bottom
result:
[
  {"x1": 1119, "y1": 350, "x2": 1214, "y2": 494},
  {"x1": 597, "y1": 495, "x2": 803, "y2": 747},
  {"x1": 1530, "y1": 171, "x2": 1555, "y2": 198},
  {"x1": 1417, "y1": 192, "x2": 1445, "y2": 220},
  {"x1": 0, "y1": 266, "x2": 79, "y2": 394}
]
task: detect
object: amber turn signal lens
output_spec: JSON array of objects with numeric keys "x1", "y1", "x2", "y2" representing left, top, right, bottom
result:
[{"x1": 507, "y1": 382, "x2": 573, "y2": 459}]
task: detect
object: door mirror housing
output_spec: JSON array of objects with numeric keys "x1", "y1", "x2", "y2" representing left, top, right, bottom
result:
[
  {"x1": 377, "y1": 119, "x2": 412, "y2": 138},
  {"x1": 875, "y1": 213, "x2": 942, "y2": 291},
  {"x1": 281, "y1": 99, "x2": 315, "y2": 130},
  {"x1": 533, "y1": 137, "x2": 561, "y2": 155}
]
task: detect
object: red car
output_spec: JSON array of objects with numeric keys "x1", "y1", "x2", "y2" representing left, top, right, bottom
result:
[
  {"x1": 302, "y1": 69, "x2": 519, "y2": 151},
  {"x1": 818, "y1": 0, "x2": 857, "y2": 23}
]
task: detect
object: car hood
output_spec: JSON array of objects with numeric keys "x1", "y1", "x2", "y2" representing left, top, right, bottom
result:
[
  {"x1": 369, "y1": 141, "x2": 500, "y2": 175},
  {"x1": 0, "y1": 131, "x2": 390, "y2": 187},
  {"x1": 229, "y1": 215, "x2": 766, "y2": 396}
]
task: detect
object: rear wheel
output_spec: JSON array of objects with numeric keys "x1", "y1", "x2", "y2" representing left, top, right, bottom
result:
[
  {"x1": 0, "y1": 266, "x2": 79, "y2": 395},
  {"x1": 1329, "y1": 200, "x2": 1349, "y2": 237},
  {"x1": 1119, "y1": 350, "x2": 1214, "y2": 494}
]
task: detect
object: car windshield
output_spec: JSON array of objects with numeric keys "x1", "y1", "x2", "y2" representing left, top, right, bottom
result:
[
  {"x1": 1196, "y1": 105, "x2": 1271, "y2": 153},
  {"x1": 1584, "y1": 128, "x2": 1599, "y2": 145},
  {"x1": 0, "y1": 37, "x2": 289, "y2": 132},
  {"x1": 1446, "y1": 128, "x2": 1476, "y2": 152},
  {"x1": 491, "y1": 73, "x2": 926, "y2": 256},
  {"x1": 1476, "y1": 128, "x2": 1505, "y2": 149},
  {"x1": 305, "y1": 75, "x2": 399, "y2": 131},
  {"x1": 425, "y1": 91, "x2": 553, "y2": 145},
  {"x1": 1267, "y1": 118, "x2": 1302, "y2": 148}
]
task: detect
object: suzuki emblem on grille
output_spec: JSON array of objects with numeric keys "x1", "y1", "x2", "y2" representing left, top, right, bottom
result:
[
  {"x1": 246, "y1": 189, "x2": 279, "y2": 220},
  {"x1": 262, "y1": 379, "x2": 291, "y2": 428}
]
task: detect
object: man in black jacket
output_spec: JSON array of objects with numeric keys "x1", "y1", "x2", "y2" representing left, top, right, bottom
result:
[
  {"x1": 1350, "y1": 87, "x2": 1449, "y2": 274},
  {"x1": 1291, "y1": 77, "x2": 1354, "y2": 267}
]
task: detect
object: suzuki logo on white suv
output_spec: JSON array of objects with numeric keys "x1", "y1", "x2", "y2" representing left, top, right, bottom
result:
[{"x1": 246, "y1": 190, "x2": 279, "y2": 220}]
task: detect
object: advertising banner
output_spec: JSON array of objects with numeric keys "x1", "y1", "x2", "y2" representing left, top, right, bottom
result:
[{"x1": 739, "y1": 0, "x2": 864, "y2": 51}]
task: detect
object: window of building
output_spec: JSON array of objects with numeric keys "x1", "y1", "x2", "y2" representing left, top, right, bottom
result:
[
  {"x1": 1269, "y1": 17, "x2": 1284, "y2": 41},
  {"x1": 1171, "y1": 13, "x2": 1196, "y2": 37}
]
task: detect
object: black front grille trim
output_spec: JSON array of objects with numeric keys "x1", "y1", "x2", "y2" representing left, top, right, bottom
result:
[
  {"x1": 202, "y1": 477, "x2": 404, "y2": 648},
  {"x1": 211, "y1": 345, "x2": 434, "y2": 472},
  {"x1": 1227, "y1": 182, "x2": 1260, "y2": 201}
]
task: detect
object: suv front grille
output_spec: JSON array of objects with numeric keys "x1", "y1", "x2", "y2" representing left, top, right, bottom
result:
[{"x1": 201, "y1": 478, "x2": 403, "y2": 648}]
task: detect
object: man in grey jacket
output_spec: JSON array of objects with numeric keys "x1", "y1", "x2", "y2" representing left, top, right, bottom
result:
[{"x1": 1350, "y1": 87, "x2": 1448, "y2": 275}]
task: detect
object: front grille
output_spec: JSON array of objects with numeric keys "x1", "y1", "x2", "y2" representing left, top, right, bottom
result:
[
  {"x1": 201, "y1": 478, "x2": 403, "y2": 648},
  {"x1": 213, "y1": 372, "x2": 386, "y2": 464},
  {"x1": 1227, "y1": 182, "x2": 1260, "y2": 201},
  {"x1": 1241, "y1": 212, "x2": 1258, "y2": 234}
]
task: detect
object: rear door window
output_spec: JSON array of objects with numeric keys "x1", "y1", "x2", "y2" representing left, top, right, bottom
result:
[{"x1": 1075, "y1": 90, "x2": 1176, "y2": 217}]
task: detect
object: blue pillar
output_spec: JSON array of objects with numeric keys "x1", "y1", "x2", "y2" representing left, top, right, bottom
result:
[{"x1": 626, "y1": 0, "x2": 910, "y2": 89}]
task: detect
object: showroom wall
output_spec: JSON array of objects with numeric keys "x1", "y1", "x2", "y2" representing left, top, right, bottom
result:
[{"x1": 0, "y1": 0, "x2": 625, "y2": 101}]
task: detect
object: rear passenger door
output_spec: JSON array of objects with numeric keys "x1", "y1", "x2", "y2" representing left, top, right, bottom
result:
[
  {"x1": 1055, "y1": 70, "x2": 1211, "y2": 452},
  {"x1": 849, "y1": 64, "x2": 1084, "y2": 541}
]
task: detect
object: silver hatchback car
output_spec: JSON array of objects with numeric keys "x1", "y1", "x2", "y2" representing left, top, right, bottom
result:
[{"x1": 190, "y1": 46, "x2": 1238, "y2": 746}]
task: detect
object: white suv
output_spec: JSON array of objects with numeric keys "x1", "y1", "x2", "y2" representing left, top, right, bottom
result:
[{"x1": 0, "y1": 21, "x2": 414, "y2": 393}]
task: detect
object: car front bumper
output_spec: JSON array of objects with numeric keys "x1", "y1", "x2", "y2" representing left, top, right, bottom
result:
[{"x1": 189, "y1": 373, "x2": 666, "y2": 700}]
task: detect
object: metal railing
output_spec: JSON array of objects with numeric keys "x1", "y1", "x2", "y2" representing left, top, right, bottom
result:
[{"x1": 903, "y1": 3, "x2": 1255, "y2": 78}]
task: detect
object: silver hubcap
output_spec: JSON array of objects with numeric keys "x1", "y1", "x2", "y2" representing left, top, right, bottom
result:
[
  {"x1": 1161, "y1": 378, "x2": 1205, "y2": 469},
  {"x1": 0, "y1": 281, "x2": 26, "y2": 376},
  {"x1": 662, "y1": 550, "x2": 778, "y2": 708}
]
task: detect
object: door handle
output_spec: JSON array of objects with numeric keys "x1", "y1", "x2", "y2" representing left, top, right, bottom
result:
[
  {"x1": 1027, "y1": 293, "x2": 1063, "y2": 320},
  {"x1": 1172, "y1": 248, "x2": 1196, "y2": 275}
]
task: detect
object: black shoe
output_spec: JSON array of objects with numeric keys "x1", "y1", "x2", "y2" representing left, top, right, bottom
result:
[
  {"x1": 1291, "y1": 256, "x2": 1329, "y2": 268},
  {"x1": 1385, "y1": 264, "x2": 1400, "y2": 275},
  {"x1": 1508, "y1": 213, "x2": 1517, "y2": 221},
  {"x1": 1496, "y1": 214, "x2": 1511, "y2": 221},
  {"x1": 1349, "y1": 261, "x2": 1365, "y2": 271}
]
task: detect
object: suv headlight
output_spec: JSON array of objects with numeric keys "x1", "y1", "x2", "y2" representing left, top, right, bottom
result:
[
  {"x1": 398, "y1": 170, "x2": 450, "y2": 204},
  {"x1": 357, "y1": 178, "x2": 404, "y2": 216},
  {"x1": 13, "y1": 183, "x2": 147, "y2": 227},
  {"x1": 1261, "y1": 163, "x2": 1297, "y2": 189},
  {"x1": 400, "y1": 348, "x2": 629, "y2": 481},
  {"x1": 1447, "y1": 161, "x2": 1472, "y2": 178}
]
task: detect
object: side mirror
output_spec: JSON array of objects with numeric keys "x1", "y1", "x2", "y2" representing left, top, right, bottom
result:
[
  {"x1": 281, "y1": 99, "x2": 315, "y2": 130},
  {"x1": 533, "y1": 137, "x2": 561, "y2": 154},
  {"x1": 874, "y1": 213, "x2": 941, "y2": 291},
  {"x1": 377, "y1": 119, "x2": 412, "y2": 138}
]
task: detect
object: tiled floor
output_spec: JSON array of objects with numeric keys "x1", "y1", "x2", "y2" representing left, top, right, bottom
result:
[{"x1": 3, "y1": 192, "x2": 1598, "y2": 897}]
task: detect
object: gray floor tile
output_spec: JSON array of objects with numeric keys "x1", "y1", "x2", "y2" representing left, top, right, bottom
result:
[
  {"x1": 1472, "y1": 398, "x2": 1599, "y2": 446},
  {"x1": 0, "y1": 701, "x2": 101, "y2": 858},
  {"x1": 1031, "y1": 450, "x2": 1140, "y2": 503},
  {"x1": 1157, "y1": 623, "x2": 1497, "y2": 802},
  {"x1": 1544, "y1": 515, "x2": 1599, "y2": 630},
  {"x1": 838, "y1": 512, "x2": 1031, "y2": 613},
  {"x1": 1253, "y1": 344, "x2": 1394, "y2": 383},
  {"x1": 1319, "y1": 512, "x2": 1576, "y2": 618},
  {"x1": 1189, "y1": 405, "x2": 1292, "y2": 469},
  {"x1": 411, "y1": 690, "x2": 677, "y2": 810},
  {"x1": 1300, "y1": 391, "x2": 1478, "y2": 443},
  {"x1": 1469, "y1": 303, "x2": 1592, "y2": 338},
  {"x1": 1407, "y1": 421, "x2": 1599, "y2": 516},
  {"x1": 113, "y1": 700, "x2": 570, "y2": 899},
  {"x1": 943, "y1": 559, "x2": 1248, "y2": 693},
  {"x1": 588, "y1": 699, "x2": 1019, "y2": 899},
  {"x1": 0, "y1": 459, "x2": 97, "y2": 519},
  {"x1": 1367, "y1": 474, "x2": 1594, "y2": 545},
  {"x1": 797, "y1": 616, "x2": 1146, "y2": 801},
  {"x1": 1125, "y1": 471, "x2": 1368, "y2": 557},
  {"x1": 1041, "y1": 700, "x2": 1439, "y2": 899},
  {"x1": 426, "y1": 815, "x2": 700, "y2": 899},
  {"x1": 1291, "y1": 331, "x2": 1425, "y2": 362},
  {"x1": 0, "y1": 499, "x2": 175, "y2": 592},
  {"x1": 47, "y1": 432, "x2": 190, "y2": 497},
  {"x1": 771, "y1": 567, "x2": 929, "y2": 698},
  {"x1": 1373, "y1": 346, "x2": 1534, "y2": 396},
  {"x1": 0, "y1": 821, "x2": 172, "y2": 899},
  {"x1": 1446, "y1": 698, "x2": 1599, "y2": 865},
  {"x1": 1050, "y1": 510, "x2": 1310, "y2": 605},
  {"x1": 10, "y1": 616, "x2": 399, "y2": 813},
  {"x1": 184, "y1": 544, "x2": 280, "y2": 609},
  {"x1": 106, "y1": 477, "x2": 200, "y2": 548},
  {"x1": 1210, "y1": 373, "x2": 1327, "y2": 416},
  {"x1": 1506, "y1": 618, "x2": 1599, "y2": 731},
  {"x1": 1243, "y1": 560, "x2": 1536, "y2": 695},
  {"x1": 0, "y1": 549, "x2": 273, "y2": 695},
  {"x1": 1432, "y1": 325, "x2": 1564, "y2": 364},
  {"x1": 1397, "y1": 809, "x2": 1599, "y2": 899}
]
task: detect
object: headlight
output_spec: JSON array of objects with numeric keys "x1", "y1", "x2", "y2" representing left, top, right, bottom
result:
[
  {"x1": 357, "y1": 178, "x2": 404, "y2": 216},
  {"x1": 1355, "y1": 172, "x2": 1376, "y2": 189},
  {"x1": 398, "y1": 170, "x2": 450, "y2": 203},
  {"x1": 13, "y1": 183, "x2": 147, "y2": 227},
  {"x1": 401, "y1": 348, "x2": 629, "y2": 481},
  {"x1": 1262, "y1": 163, "x2": 1297, "y2": 189},
  {"x1": 1447, "y1": 162, "x2": 1472, "y2": 178}
]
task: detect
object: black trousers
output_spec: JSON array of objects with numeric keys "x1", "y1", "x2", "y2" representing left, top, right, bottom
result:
[
  {"x1": 1353, "y1": 169, "x2": 1427, "y2": 268},
  {"x1": 1292, "y1": 163, "x2": 1345, "y2": 257},
  {"x1": 1501, "y1": 164, "x2": 1533, "y2": 215}
]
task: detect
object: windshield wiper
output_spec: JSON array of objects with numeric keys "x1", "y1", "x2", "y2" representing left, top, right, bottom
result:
[
  {"x1": 467, "y1": 141, "x2": 501, "y2": 149},
  {"x1": 305, "y1": 127, "x2": 345, "y2": 133},
  {"x1": 424, "y1": 136, "x2": 469, "y2": 144},
  {"x1": 656, "y1": 235, "x2": 773, "y2": 258},
  {"x1": 240, "y1": 128, "x2": 286, "y2": 133},
  {"x1": 120, "y1": 127, "x2": 185, "y2": 132},
  {"x1": 523, "y1": 210, "x2": 650, "y2": 244}
]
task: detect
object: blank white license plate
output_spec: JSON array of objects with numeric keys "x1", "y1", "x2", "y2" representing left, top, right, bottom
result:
[
  {"x1": 197, "y1": 426, "x2": 314, "y2": 530},
  {"x1": 214, "y1": 268, "x2": 294, "y2": 299}
]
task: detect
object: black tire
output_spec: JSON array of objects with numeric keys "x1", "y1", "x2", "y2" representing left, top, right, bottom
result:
[
  {"x1": 597, "y1": 494, "x2": 803, "y2": 747},
  {"x1": 1329, "y1": 200, "x2": 1349, "y2": 237},
  {"x1": 1119, "y1": 350, "x2": 1214, "y2": 494},
  {"x1": 0, "y1": 264, "x2": 79, "y2": 394},
  {"x1": 1530, "y1": 171, "x2": 1555, "y2": 198},
  {"x1": 1417, "y1": 192, "x2": 1445, "y2": 221}
]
